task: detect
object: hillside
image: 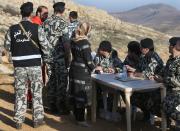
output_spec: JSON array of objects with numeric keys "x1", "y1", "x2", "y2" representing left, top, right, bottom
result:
[
  {"x1": 111, "y1": 3, "x2": 180, "y2": 36},
  {"x1": 0, "y1": 1, "x2": 173, "y2": 130},
  {"x1": 0, "y1": 0, "x2": 171, "y2": 64}
]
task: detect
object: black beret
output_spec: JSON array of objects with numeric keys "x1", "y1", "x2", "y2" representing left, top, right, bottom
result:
[
  {"x1": 140, "y1": 38, "x2": 154, "y2": 49},
  {"x1": 53, "y1": 2, "x2": 65, "y2": 9},
  {"x1": 69, "y1": 11, "x2": 78, "y2": 18},
  {"x1": 99, "y1": 41, "x2": 112, "y2": 53},
  {"x1": 20, "y1": 2, "x2": 33, "y2": 12},
  {"x1": 128, "y1": 41, "x2": 140, "y2": 51},
  {"x1": 169, "y1": 37, "x2": 180, "y2": 46}
]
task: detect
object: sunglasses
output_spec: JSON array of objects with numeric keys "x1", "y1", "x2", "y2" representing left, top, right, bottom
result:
[{"x1": 42, "y1": 12, "x2": 48, "y2": 15}]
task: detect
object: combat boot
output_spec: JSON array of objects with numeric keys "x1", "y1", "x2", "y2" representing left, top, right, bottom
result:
[
  {"x1": 15, "y1": 122, "x2": 22, "y2": 130},
  {"x1": 33, "y1": 119, "x2": 46, "y2": 128}
]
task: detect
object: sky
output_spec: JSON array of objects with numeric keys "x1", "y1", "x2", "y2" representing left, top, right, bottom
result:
[{"x1": 74, "y1": 0, "x2": 180, "y2": 12}]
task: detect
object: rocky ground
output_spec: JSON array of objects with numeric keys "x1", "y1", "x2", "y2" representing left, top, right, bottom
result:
[
  {"x1": 0, "y1": 62, "x2": 168, "y2": 131},
  {"x1": 0, "y1": 82, "x2": 164, "y2": 131},
  {"x1": 0, "y1": 0, "x2": 174, "y2": 130},
  {"x1": 0, "y1": 0, "x2": 171, "y2": 62}
]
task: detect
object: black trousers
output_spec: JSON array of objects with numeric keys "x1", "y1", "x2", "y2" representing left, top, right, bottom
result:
[{"x1": 73, "y1": 107, "x2": 85, "y2": 122}]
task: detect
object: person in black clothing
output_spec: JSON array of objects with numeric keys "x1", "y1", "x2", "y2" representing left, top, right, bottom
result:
[
  {"x1": 124, "y1": 41, "x2": 141, "y2": 69},
  {"x1": 69, "y1": 22, "x2": 95, "y2": 127},
  {"x1": 124, "y1": 41, "x2": 141, "y2": 77}
]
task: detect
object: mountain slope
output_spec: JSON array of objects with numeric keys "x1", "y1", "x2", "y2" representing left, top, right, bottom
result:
[
  {"x1": 111, "y1": 3, "x2": 180, "y2": 35},
  {"x1": 0, "y1": 0, "x2": 170, "y2": 61}
]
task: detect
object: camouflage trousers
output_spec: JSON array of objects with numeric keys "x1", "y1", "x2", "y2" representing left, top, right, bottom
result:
[
  {"x1": 14, "y1": 66, "x2": 44, "y2": 123},
  {"x1": 163, "y1": 91, "x2": 180, "y2": 121},
  {"x1": 131, "y1": 89, "x2": 161, "y2": 116},
  {"x1": 46, "y1": 61, "x2": 68, "y2": 112}
]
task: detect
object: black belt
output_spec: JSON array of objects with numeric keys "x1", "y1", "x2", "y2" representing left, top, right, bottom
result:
[{"x1": 72, "y1": 62, "x2": 86, "y2": 67}]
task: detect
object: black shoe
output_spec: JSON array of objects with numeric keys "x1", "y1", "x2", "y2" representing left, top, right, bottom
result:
[
  {"x1": 33, "y1": 119, "x2": 46, "y2": 128},
  {"x1": 77, "y1": 121, "x2": 91, "y2": 127},
  {"x1": 15, "y1": 122, "x2": 22, "y2": 130}
]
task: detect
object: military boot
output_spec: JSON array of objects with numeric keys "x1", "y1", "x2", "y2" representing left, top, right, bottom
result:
[
  {"x1": 15, "y1": 122, "x2": 22, "y2": 130},
  {"x1": 33, "y1": 119, "x2": 46, "y2": 128}
]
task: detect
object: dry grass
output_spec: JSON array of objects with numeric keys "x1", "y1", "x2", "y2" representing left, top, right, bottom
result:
[{"x1": 0, "y1": 0, "x2": 171, "y2": 63}]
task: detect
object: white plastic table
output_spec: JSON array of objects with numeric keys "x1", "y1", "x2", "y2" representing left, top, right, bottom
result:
[{"x1": 91, "y1": 74, "x2": 167, "y2": 131}]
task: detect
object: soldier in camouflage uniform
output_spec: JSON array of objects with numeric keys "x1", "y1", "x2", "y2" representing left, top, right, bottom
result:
[
  {"x1": 43, "y1": 2, "x2": 70, "y2": 114},
  {"x1": 68, "y1": 11, "x2": 79, "y2": 39},
  {"x1": 135, "y1": 38, "x2": 164, "y2": 78},
  {"x1": 4, "y1": 2, "x2": 49, "y2": 129},
  {"x1": 94, "y1": 41, "x2": 123, "y2": 113},
  {"x1": 94, "y1": 41, "x2": 123, "y2": 73},
  {"x1": 126, "y1": 38, "x2": 164, "y2": 121},
  {"x1": 151, "y1": 37, "x2": 180, "y2": 130}
]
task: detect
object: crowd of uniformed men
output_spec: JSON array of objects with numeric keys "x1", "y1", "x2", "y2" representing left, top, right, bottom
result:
[{"x1": 3, "y1": 1, "x2": 180, "y2": 130}]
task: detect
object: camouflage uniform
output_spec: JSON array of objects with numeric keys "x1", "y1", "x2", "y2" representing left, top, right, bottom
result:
[
  {"x1": 68, "y1": 20, "x2": 79, "y2": 39},
  {"x1": 131, "y1": 52, "x2": 164, "y2": 116},
  {"x1": 137, "y1": 52, "x2": 164, "y2": 78},
  {"x1": 14, "y1": 67, "x2": 44, "y2": 122},
  {"x1": 162, "y1": 56, "x2": 180, "y2": 120},
  {"x1": 4, "y1": 20, "x2": 49, "y2": 123},
  {"x1": 43, "y1": 14, "x2": 70, "y2": 112},
  {"x1": 94, "y1": 49, "x2": 123, "y2": 111},
  {"x1": 94, "y1": 49, "x2": 123, "y2": 73}
]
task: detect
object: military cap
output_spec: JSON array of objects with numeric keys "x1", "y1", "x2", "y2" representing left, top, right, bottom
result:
[
  {"x1": 69, "y1": 11, "x2": 78, "y2": 19},
  {"x1": 98, "y1": 41, "x2": 112, "y2": 53},
  {"x1": 169, "y1": 37, "x2": 180, "y2": 46},
  {"x1": 128, "y1": 41, "x2": 140, "y2": 51},
  {"x1": 140, "y1": 38, "x2": 154, "y2": 49},
  {"x1": 20, "y1": 2, "x2": 33, "y2": 12},
  {"x1": 53, "y1": 2, "x2": 65, "y2": 9}
]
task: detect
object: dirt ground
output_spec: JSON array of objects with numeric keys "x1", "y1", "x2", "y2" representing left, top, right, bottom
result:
[{"x1": 0, "y1": 83, "x2": 164, "y2": 131}]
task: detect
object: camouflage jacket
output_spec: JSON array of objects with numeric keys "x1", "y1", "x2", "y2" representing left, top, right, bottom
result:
[
  {"x1": 163, "y1": 55, "x2": 180, "y2": 92},
  {"x1": 43, "y1": 14, "x2": 70, "y2": 63},
  {"x1": 68, "y1": 20, "x2": 79, "y2": 39},
  {"x1": 137, "y1": 52, "x2": 164, "y2": 78},
  {"x1": 94, "y1": 49, "x2": 123, "y2": 73}
]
